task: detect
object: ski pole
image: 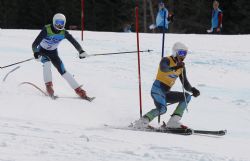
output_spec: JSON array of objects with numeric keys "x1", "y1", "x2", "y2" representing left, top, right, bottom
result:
[
  {"x1": 1, "y1": 57, "x2": 34, "y2": 69},
  {"x1": 87, "y1": 50, "x2": 153, "y2": 57},
  {"x1": 181, "y1": 69, "x2": 188, "y2": 112}
]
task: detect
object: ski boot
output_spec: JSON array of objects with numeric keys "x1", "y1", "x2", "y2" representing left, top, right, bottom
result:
[
  {"x1": 132, "y1": 116, "x2": 150, "y2": 129},
  {"x1": 162, "y1": 115, "x2": 193, "y2": 135},
  {"x1": 165, "y1": 115, "x2": 188, "y2": 129},
  {"x1": 45, "y1": 82, "x2": 55, "y2": 98},
  {"x1": 75, "y1": 86, "x2": 87, "y2": 98},
  {"x1": 75, "y1": 86, "x2": 95, "y2": 102}
]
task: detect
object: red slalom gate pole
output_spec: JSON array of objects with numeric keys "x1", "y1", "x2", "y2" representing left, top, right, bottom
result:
[
  {"x1": 135, "y1": 6, "x2": 143, "y2": 118},
  {"x1": 81, "y1": 0, "x2": 84, "y2": 41}
]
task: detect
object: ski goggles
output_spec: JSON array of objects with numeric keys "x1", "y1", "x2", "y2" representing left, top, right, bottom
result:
[
  {"x1": 55, "y1": 20, "x2": 65, "y2": 29},
  {"x1": 176, "y1": 50, "x2": 187, "y2": 57}
]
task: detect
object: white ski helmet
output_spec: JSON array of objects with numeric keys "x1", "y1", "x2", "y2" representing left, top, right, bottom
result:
[
  {"x1": 171, "y1": 42, "x2": 188, "y2": 57},
  {"x1": 53, "y1": 13, "x2": 66, "y2": 30}
]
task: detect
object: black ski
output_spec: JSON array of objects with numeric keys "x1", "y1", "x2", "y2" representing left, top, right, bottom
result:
[
  {"x1": 105, "y1": 124, "x2": 193, "y2": 135},
  {"x1": 105, "y1": 124, "x2": 226, "y2": 136},
  {"x1": 84, "y1": 96, "x2": 96, "y2": 102},
  {"x1": 148, "y1": 126, "x2": 193, "y2": 135},
  {"x1": 53, "y1": 95, "x2": 95, "y2": 102},
  {"x1": 193, "y1": 129, "x2": 227, "y2": 136},
  {"x1": 147, "y1": 126, "x2": 226, "y2": 136},
  {"x1": 159, "y1": 121, "x2": 227, "y2": 136}
]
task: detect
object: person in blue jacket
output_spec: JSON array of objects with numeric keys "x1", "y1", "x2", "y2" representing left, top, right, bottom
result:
[
  {"x1": 156, "y1": 2, "x2": 174, "y2": 33},
  {"x1": 208, "y1": 1, "x2": 223, "y2": 34},
  {"x1": 32, "y1": 13, "x2": 91, "y2": 100}
]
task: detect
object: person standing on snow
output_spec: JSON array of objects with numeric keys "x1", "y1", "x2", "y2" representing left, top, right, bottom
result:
[
  {"x1": 134, "y1": 42, "x2": 200, "y2": 129},
  {"x1": 207, "y1": 0, "x2": 223, "y2": 34},
  {"x1": 155, "y1": 2, "x2": 174, "y2": 33},
  {"x1": 32, "y1": 13, "x2": 90, "y2": 100}
]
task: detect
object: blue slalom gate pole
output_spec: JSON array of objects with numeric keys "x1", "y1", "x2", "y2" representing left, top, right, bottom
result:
[
  {"x1": 158, "y1": 10, "x2": 167, "y2": 124},
  {"x1": 161, "y1": 11, "x2": 166, "y2": 58}
]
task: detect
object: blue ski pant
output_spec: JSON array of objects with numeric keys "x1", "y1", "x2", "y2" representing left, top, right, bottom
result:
[{"x1": 145, "y1": 80, "x2": 191, "y2": 121}]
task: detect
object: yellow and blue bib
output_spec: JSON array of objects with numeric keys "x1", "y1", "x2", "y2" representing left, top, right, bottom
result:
[{"x1": 156, "y1": 56, "x2": 183, "y2": 87}]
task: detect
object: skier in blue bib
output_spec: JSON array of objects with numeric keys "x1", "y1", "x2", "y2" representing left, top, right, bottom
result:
[{"x1": 32, "y1": 13, "x2": 90, "y2": 99}]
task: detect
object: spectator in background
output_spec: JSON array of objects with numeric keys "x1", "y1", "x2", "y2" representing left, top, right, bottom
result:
[
  {"x1": 155, "y1": 2, "x2": 174, "y2": 33},
  {"x1": 207, "y1": 0, "x2": 223, "y2": 34}
]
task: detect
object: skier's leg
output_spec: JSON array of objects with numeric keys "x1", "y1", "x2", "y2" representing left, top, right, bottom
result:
[
  {"x1": 165, "y1": 91, "x2": 191, "y2": 128},
  {"x1": 144, "y1": 81, "x2": 167, "y2": 121},
  {"x1": 144, "y1": 96, "x2": 166, "y2": 122},
  {"x1": 133, "y1": 81, "x2": 167, "y2": 128},
  {"x1": 62, "y1": 72, "x2": 79, "y2": 89},
  {"x1": 62, "y1": 72, "x2": 88, "y2": 99},
  {"x1": 166, "y1": 91, "x2": 191, "y2": 117},
  {"x1": 43, "y1": 61, "x2": 52, "y2": 83},
  {"x1": 41, "y1": 56, "x2": 54, "y2": 96},
  {"x1": 49, "y1": 52, "x2": 88, "y2": 98}
]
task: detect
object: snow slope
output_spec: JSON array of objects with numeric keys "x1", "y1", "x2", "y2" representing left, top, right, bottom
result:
[{"x1": 0, "y1": 29, "x2": 250, "y2": 161}]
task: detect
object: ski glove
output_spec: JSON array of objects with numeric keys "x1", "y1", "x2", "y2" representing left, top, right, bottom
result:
[
  {"x1": 79, "y1": 50, "x2": 88, "y2": 59},
  {"x1": 191, "y1": 87, "x2": 200, "y2": 97},
  {"x1": 34, "y1": 52, "x2": 41, "y2": 59},
  {"x1": 170, "y1": 62, "x2": 185, "y2": 70},
  {"x1": 34, "y1": 52, "x2": 42, "y2": 62}
]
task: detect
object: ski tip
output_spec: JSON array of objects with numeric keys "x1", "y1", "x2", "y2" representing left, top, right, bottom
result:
[
  {"x1": 219, "y1": 130, "x2": 227, "y2": 136},
  {"x1": 193, "y1": 129, "x2": 227, "y2": 136},
  {"x1": 87, "y1": 97, "x2": 95, "y2": 102},
  {"x1": 50, "y1": 95, "x2": 58, "y2": 100}
]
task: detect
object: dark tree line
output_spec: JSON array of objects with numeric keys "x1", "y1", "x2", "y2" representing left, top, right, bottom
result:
[{"x1": 0, "y1": 0, "x2": 250, "y2": 34}]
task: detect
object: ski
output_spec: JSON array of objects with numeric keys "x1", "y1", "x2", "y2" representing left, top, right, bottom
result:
[
  {"x1": 19, "y1": 82, "x2": 48, "y2": 96},
  {"x1": 2, "y1": 66, "x2": 21, "y2": 82},
  {"x1": 147, "y1": 126, "x2": 193, "y2": 135},
  {"x1": 105, "y1": 124, "x2": 226, "y2": 136},
  {"x1": 19, "y1": 81, "x2": 95, "y2": 102},
  {"x1": 52, "y1": 95, "x2": 95, "y2": 102},
  {"x1": 159, "y1": 121, "x2": 227, "y2": 136},
  {"x1": 105, "y1": 124, "x2": 193, "y2": 135},
  {"x1": 85, "y1": 96, "x2": 96, "y2": 102},
  {"x1": 193, "y1": 129, "x2": 227, "y2": 136}
]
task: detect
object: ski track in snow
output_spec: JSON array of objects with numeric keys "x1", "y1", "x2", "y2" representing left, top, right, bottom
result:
[
  {"x1": 0, "y1": 117, "x2": 246, "y2": 161},
  {"x1": 1, "y1": 30, "x2": 250, "y2": 161}
]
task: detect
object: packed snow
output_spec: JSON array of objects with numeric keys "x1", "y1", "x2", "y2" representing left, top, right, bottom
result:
[{"x1": 0, "y1": 29, "x2": 250, "y2": 161}]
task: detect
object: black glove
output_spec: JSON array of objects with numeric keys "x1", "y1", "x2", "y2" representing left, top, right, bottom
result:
[
  {"x1": 167, "y1": 13, "x2": 174, "y2": 22},
  {"x1": 79, "y1": 50, "x2": 88, "y2": 59},
  {"x1": 34, "y1": 52, "x2": 41, "y2": 59},
  {"x1": 170, "y1": 62, "x2": 185, "y2": 70},
  {"x1": 191, "y1": 87, "x2": 200, "y2": 97}
]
